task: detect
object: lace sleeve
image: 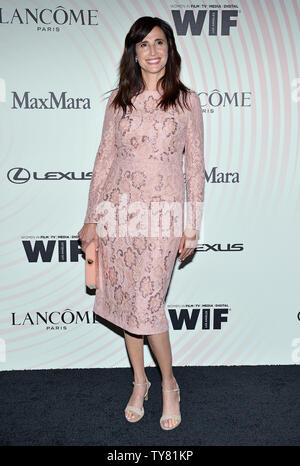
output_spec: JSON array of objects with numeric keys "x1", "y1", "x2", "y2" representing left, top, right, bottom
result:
[
  {"x1": 184, "y1": 90, "x2": 205, "y2": 232},
  {"x1": 84, "y1": 90, "x2": 117, "y2": 224}
]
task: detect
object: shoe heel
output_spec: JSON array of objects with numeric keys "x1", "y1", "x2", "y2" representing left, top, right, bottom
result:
[{"x1": 144, "y1": 380, "x2": 151, "y2": 401}]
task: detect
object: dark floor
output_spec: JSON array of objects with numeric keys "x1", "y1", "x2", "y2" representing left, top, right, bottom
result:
[{"x1": 0, "y1": 365, "x2": 299, "y2": 446}]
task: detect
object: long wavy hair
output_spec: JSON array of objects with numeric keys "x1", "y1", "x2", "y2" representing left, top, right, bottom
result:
[{"x1": 106, "y1": 16, "x2": 192, "y2": 116}]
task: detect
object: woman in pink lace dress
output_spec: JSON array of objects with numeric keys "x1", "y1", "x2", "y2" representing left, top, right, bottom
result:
[{"x1": 78, "y1": 17, "x2": 205, "y2": 431}]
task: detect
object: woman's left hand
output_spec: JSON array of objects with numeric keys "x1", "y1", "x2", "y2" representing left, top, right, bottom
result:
[{"x1": 178, "y1": 228, "x2": 199, "y2": 261}]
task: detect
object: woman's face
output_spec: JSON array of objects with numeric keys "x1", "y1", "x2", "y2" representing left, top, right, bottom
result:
[{"x1": 135, "y1": 26, "x2": 168, "y2": 79}]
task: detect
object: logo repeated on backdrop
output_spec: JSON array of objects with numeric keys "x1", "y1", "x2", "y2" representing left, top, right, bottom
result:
[
  {"x1": 201, "y1": 90, "x2": 252, "y2": 112},
  {"x1": 11, "y1": 92, "x2": 91, "y2": 109},
  {"x1": 6, "y1": 90, "x2": 252, "y2": 111},
  {"x1": 21, "y1": 237, "x2": 82, "y2": 263},
  {"x1": 2, "y1": 0, "x2": 298, "y2": 369},
  {"x1": 7, "y1": 168, "x2": 92, "y2": 183},
  {"x1": 20, "y1": 237, "x2": 244, "y2": 263},
  {"x1": 0, "y1": 5, "x2": 239, "y2": 35},
  {"x1": 7, "y1": 167, "x2": 240, "y2": 183},
  {"x1": 0, "y1": 6, "x2": 99, "y2": 31},
  {"x1": 11, "y1": 310, "x2": 98, "y2": 331},
  {"x1": 167, "y1": 305, "x2": 230, "y2": 330},
  {"x1": 9, "y1": 306, "x2": 229, "y2": 332},
  {"x1": 171, "y1": 7, "x2": 239, "y2": 36}
]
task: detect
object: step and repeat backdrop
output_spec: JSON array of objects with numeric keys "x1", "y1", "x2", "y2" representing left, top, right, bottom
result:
[{"x1": 1, "y1": 0, "x2": 299, "y2": 370}]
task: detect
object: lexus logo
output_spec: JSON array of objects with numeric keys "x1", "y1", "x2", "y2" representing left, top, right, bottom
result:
[
  {"x1": 7, "y1": 168, "x2": 92, "y2": 183},
  {"x1": 7, "y1": 167, "x2": 30, "y2": 183}
]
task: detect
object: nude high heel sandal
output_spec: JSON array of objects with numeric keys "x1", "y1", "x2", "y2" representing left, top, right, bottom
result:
[
  {"x1": 124, "y1": 378, "x2": 151, "y2": 423},
  {"x1": 160, "y1": 381, "x2": 181, "y2": 430}
]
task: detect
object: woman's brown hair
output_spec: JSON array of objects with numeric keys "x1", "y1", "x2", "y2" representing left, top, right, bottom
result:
[{"x1": 105, "y1": 16, "x2": 193, "y2": 116}]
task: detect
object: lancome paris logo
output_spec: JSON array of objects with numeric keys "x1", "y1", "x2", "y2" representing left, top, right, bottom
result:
[
  {"x1": 11, "y1": 310, "x2": 98, "y2": 330},
  {"x1": 8, "y1": 167, "x2": 239, "y2": 184},
  {"x1": 0, "y1": 6, "x2": 99, "y2": 31}
]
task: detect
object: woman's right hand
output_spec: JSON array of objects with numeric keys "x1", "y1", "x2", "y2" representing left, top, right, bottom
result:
[{"x1": 77, "y1": 223, "x2": 98, "y2": 253}]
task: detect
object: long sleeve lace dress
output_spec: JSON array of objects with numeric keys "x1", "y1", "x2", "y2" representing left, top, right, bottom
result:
[{"x1": 84, "y1": 88, "x2": 205, "y2": 335}]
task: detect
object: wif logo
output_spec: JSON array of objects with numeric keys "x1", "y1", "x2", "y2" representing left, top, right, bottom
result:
[
  {"x1": 168, "y1": 306, "x2": 229, "y2": 330},
  {"x1": 172, "y1": 8, "x2": 239, "y2": 36},
  {"x1": 22, "y1": 238, "x2": 81, "y2": 263}
]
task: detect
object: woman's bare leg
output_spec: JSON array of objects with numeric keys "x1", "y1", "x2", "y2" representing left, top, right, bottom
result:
[
  {"x1": 147, "y1": 330, "x2": 180, "y2": 429},
  {"x1": 124, "y1": 330, "x2": 148, "y2": 421}
]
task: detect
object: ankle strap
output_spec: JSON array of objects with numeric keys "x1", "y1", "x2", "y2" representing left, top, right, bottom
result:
[
  {"x1": 133, "y1": 380, "x2": 148, "y2": 386},
  {"x1": 162, "y1": 381, "x2": 179, "y2": 392}
]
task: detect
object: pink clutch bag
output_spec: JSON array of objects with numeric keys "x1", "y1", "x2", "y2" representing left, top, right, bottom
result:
[{"x1": 85, "y1": 240, "x2": 99, "y2": 290}]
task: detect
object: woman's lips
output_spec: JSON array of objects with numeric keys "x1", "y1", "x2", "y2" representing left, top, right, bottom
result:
[{"x1": 146, "y1": 58, "x2": 161, "y2": 65}]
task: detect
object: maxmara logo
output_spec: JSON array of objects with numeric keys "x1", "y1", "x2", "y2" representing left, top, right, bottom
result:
[
  {"x1": 11, "y1": 91, "x2": 90, "y2": 109},
  {"x1": 0, "y1": 6, "x2": 99, "y2": 27},
  {"x1": 8, "y1": 167, "x2": 240, "y2": 184}
]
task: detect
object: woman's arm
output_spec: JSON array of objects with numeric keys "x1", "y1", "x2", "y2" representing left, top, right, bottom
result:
[
  {"x1": 84, "y1": 89, "x2": 117, "y2": 224},
  {"x1": 184, "y1": 90, "x2": 205, "y2": 243}
]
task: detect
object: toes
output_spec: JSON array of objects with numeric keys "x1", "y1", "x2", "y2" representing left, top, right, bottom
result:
[
  {"x1": 125, "y1": 410, "x2": 138, "y2": 421},
  {"x1": 163, "y1": 418, "x2": 178, "y2": 429}
]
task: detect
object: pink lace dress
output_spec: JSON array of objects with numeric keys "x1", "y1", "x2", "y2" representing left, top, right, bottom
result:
[{"x1": 84, "y1": 88, "x2": 205, "y2": 335}]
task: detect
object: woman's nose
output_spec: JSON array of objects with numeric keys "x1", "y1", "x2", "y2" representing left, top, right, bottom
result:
[{"x1": 149, "y1": 46, "x2": 157, "y2": 56}]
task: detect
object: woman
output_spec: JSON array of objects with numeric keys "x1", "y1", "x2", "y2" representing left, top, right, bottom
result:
[{"x1": 78, "y1": 16, "x2": 205, "y2": 431}]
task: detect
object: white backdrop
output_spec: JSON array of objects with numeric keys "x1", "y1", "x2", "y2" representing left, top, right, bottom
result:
[{"x1": 1, "y1": 0, "x2": 300, "y2": 369}]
